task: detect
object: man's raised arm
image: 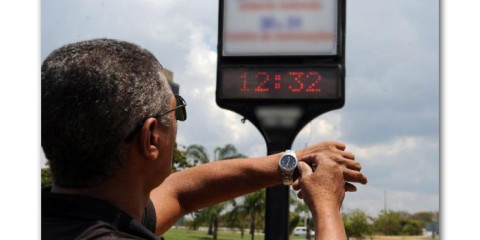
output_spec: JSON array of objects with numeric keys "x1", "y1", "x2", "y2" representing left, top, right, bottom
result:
[{"x1": 150, "y1": 141, "x2": 367, "y2": 235}]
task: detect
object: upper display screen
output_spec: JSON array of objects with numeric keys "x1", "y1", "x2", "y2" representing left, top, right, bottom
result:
[
  {"x1": 220, "y1": 66, "x2": 340, "y2": 99},
  {"x1": 223, "y1": 0, "x2": 338, "y2": 56}
]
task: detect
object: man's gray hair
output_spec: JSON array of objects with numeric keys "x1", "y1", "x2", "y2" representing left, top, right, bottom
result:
[{"x1": 41, "y1": 38, "x2": 172, "y2": 187}]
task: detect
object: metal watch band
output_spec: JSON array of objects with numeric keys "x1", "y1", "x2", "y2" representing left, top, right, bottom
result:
[{"x1": 282, "y1": 173, "x2": 294, "y2": 185}]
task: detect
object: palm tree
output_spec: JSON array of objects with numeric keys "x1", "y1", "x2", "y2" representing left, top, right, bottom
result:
[
  {"x1": 225, "y1": 189, "x2": 266, "y2": 240},
  {"x1": 214, "y1": 144, "x2": 247, "y2": 160},
  {"x1": 172, "y1": 143, "x2": 188, "y2": 172},
  {"x1": 290, "y1": 189, "x2": 314, "y2": 239},
  {"x1": 186, "y1": 144, "x2": 219, "y2": 238},
  {"x1": 186, "y1": 144, "x2": 247, "y2": 240},
  {"x1": 288, "y1": 189, "x2": 302, "y2": 237},
  {"x1": 243, "y1": 189, "x2": 265, "y2": 240},
  {"x1": 225, "y1": 199, "x2": 248, "y2": 238},
  {"x1": 186, "y1": 144, "x2": 210, "y2": 166},
  {"x1": 205, "y1": 203, "x2": 224, "y2": 240},
  {"x1": 293, "y1": 200, "x2": 313, "y2": 240}
]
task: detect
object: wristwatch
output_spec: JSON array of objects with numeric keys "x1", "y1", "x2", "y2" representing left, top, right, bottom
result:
[{"x1": 279, "y1": 150, "x2": 298, "y2": 185}]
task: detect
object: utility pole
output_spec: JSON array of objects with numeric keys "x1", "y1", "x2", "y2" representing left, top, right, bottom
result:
[
  {"x1": 384, "y1": 189, "x2": 387, "y2": 213},
  {"x1": 384, "y1": 189, "x2": 388, "y2": 235}
]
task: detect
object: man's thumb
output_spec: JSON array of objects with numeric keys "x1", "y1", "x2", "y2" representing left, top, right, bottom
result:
[{"x1": 297, "y1": 161, "x2": 313, "y2": 176}]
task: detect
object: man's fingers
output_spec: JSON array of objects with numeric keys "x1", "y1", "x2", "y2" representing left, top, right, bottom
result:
[
  {"x1": 344, "y1": 158, "x2": 362, "y2": 171},
  {"x1": 345, "y1": 182, "x2": 357, "y2": 192},
  {"x1": 333, "y1": 156, "x2": 361, "y2": 171},
  {"x1": 343, "y1": 168, "x2": 368, "y2": 184},
  {"x1": 340, "y1": 151, "x2": 355, "y2": 160},
  {"x1": 297, "y1": 190, "x2": 303, "y2": 199},
  {"x1": 299, "y1": 153, "x2": 318, "y2": 166},
  {"x1": 292, "y1": 179, "x2": 301, "y2": 191},
  {"x1": 331, "y1": 141, "x2": 346, "y2": 151},
  {"x1": 297, "y1": 161, "x2": 313, "y2": 176}
]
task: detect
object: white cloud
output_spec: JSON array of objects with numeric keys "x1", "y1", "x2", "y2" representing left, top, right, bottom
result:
[
  {"x1": 349, "y1": 136, "x2": 427, "y2": 164},
  {"x1": 293, "y1": 111, "x2": 343, "y2": 149},
  {"x1": 347, "y1": 136, "x2": 439, "y2": 194}
]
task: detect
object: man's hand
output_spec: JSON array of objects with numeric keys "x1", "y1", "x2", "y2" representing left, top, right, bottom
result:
[
  {"x1": 294, "y1": 153, "x2": 351, "y2": 240},
  {"x1": 295, "y1": 154, "x2": 347, "y2": 210},
  {"x1": 293, "y1": 141, "x2": 367, "y2": 199}
]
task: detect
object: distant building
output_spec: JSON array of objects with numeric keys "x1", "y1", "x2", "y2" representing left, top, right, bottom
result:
[
  {"x1": 423, "y1": 222, "x2": 439, "y2": 238},
  {"x1": 162, "y1": 68, "x2": 179, "y2": 95}
]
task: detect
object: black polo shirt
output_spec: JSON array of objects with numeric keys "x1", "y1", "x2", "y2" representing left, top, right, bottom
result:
[{"x1": 42, "y1": 187, "x2": 163, "y2": 240}]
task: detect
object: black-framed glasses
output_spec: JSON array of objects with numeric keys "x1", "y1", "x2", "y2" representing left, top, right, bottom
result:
[
  {"x1": 155, "y1": 95, "x2": 187, "y2": 121},
  {"x1": 125, "y1": 95, "x2": 187, "y2": 142}
]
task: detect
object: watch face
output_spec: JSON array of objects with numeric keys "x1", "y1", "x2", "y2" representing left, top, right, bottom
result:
[{"x1": 280, "y1": 155, "x2": 297, "y2": 170}]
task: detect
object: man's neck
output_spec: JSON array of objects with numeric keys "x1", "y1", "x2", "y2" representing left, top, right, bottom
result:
[{"x1": 51, "y1": 175, "x2": 150, "y2": 221}]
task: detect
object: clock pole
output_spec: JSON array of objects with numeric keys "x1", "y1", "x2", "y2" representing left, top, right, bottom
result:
[
  {"x1": 264, "y1": 138, "x2": 294, "y2": 240},
  {"x1": 216, "y1": 1, "x2": 347, "y2": 239}
]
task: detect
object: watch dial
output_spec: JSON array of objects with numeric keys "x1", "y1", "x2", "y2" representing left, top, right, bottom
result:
[{"x1": 280, "y1": 155, "x2": 297, "y2": 170}]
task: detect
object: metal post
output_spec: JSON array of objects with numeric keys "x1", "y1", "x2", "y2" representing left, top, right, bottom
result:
[{"x1": 265, "y1": 143, "x2": 291, "y2": 240}]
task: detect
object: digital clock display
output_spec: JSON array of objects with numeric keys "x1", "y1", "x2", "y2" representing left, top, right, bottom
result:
[{"x1": 219, "y1": 66, "x2": 340, "y2": 99}]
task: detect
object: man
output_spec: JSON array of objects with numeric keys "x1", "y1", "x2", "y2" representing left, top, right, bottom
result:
[{"x1": 41, "y1": 39, "x2": 367, "y2": 240}]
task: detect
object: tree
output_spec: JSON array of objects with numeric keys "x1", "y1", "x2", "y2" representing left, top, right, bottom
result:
[
  {"x1": 224, "y1": 199, "x2": 248, "y2": 239},
  {"x1": 172, "y1": 143, "x2": 189, "y2": 172},
  {"x1": 343, "y1": 210, "x2": 372, "y2": 240},
  {"x1": 225, "y1": 189, "x2": 265, "y2": 240},
  {"x1": 187, "y1": 143, "x2": 247, "y2": 240},
  {"x1": 291, "y1": 195, "x2": 314, "y2": 240},
  {"x1": 401, "y1": 219, "x2": 423, "y2": 235},
  {"x1": 188, "y1": 209, "x2": 206, "y2": 230},
  {"x1": 411, "y1": 211, "x2": 439, "y2": 226},
  {"x1": 41, "y1": 167, "x2": 53, "y2": 187},
  {"x1": 343, "y1": 214, "x2": 353, "y2": 239},
  {"x1": 289, "y1": 213, "x2": 302, "y2": 237},
  {"x1": 214, "y1": 144, "x2": 247, "y2": 160},
  {"x1": 205, "y1": 203, "x2": 225, "y2": 240},
  {"x1": 412, "y1": 211, "x2": 438, "y2": 237},
  {"x1": 184, "y1": 144, "x2": 220, "y2": 238},
  {"x1": 373, "y1": 210, "x2": 428, "y2": 236},
  {"x1": 185, "y1": 144, "x2": 210, "y2": 166},
  {"x1": 374, "y1": 210, "x2": 402, "y2": 235},
  {"x1": 243, "y1": 190, "x2": 265, "y2": 240}
]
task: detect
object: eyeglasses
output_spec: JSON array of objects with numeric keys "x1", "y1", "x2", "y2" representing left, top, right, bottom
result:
[
  {"x1": 155, "y1": 95, "x2": 187, "y2": 121},
  {"x1": 125, "y1": 94, "x2": 187, "y2": 142}
]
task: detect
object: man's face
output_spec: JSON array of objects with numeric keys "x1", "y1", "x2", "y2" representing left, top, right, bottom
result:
[{"x1": 156, "y1": 94, "x2": 178, "y2": 178}]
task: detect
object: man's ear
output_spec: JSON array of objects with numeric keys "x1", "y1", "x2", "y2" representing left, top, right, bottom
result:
[{"x1": 138, "y1": 118, "x2": 161, "y2": 161}]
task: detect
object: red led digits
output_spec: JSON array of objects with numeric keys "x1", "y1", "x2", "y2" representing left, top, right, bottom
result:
[
  {"x1": 274, "y1": 74, "x2": 281, "y2": 90},
  {"x1": 305, "y1": 72, "x2": 322, "y2": 92},
  {"x1": 254, "y1": 72, "x2": 270, "y2": 92},
  {"x1": 288, "y1": 71, "x2": 304, "y2": 92},
  {"x1": 240, "y1": 72, "x2": 248, "y2": 92},
  {"x1": 234, "y1": 69, "x2": 328, "y2": 96}
]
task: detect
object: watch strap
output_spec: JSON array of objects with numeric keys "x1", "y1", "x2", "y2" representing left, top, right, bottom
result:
[{"x1": 282, "y1": 172, "x2": 294, "y2": 185}]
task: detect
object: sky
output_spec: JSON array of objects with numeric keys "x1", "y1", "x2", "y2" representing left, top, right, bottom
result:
[{"x1": 40, "y1": 0, "x2": 439, "y2": 217}]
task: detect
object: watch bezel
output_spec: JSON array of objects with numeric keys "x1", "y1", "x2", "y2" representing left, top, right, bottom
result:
[{"x1": 279, "y1": 152, "x2": 298, "y2": 172}]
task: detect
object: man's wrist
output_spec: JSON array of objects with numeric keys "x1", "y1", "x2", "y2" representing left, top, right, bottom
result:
[
  {"x1": 309, "y1": 201, "x2": 341, "y2": 219},
  {"x1": 312, "y1": 207, "x2": 346, "y2": 240},
  {"x1": 268, "y1": 152, "x2": 286, "y2": 185}
]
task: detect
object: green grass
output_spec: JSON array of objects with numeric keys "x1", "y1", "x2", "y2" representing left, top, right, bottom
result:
[
  {"x1": 163, "y1": 228, "x2": 263, "y2": 240},
  {"x1": 162, "y1": 228, "x2": 308, "y2": 240},
  {"x1": 369, "y1": 236, "x2": 438, "y2": 240},
  {"x1": 162, "y1": 229, "x2": 437, "y2": 240}
]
